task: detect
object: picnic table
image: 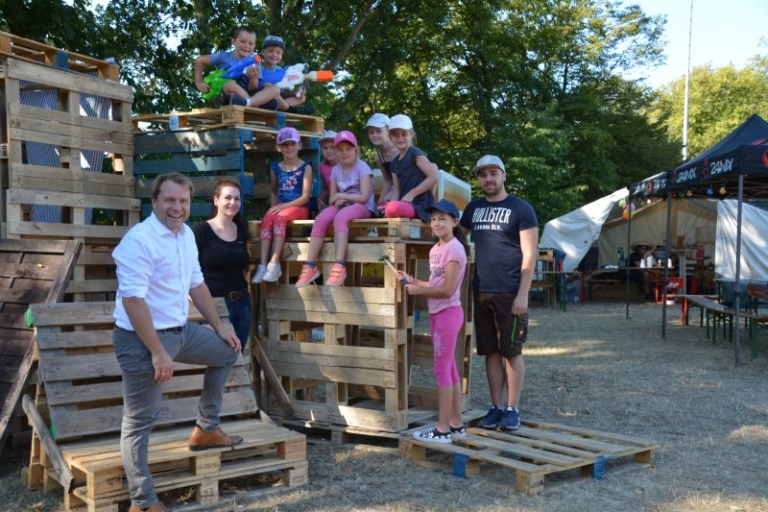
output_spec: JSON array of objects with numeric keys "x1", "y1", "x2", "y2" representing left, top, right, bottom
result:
[{"x1": 677, "y1": 294, "x2": 768, "y2": 358}]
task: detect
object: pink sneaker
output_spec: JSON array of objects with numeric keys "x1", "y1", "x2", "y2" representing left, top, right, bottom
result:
[
  {"x1": 295, "y1": 265, "x2": 320, "y2": 288},
  {"x1": 325, "y1": 263, "x2": 347, "y2": 287}
]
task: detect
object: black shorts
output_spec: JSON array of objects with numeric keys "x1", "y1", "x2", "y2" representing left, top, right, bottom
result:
[{"x1": 473, "y1": 292, "x2": 528, "y2": 358}]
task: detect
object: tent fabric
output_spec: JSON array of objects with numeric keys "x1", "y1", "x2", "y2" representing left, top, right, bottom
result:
[
  {"x1": 670, "y1": 114, "x2": 768, "y2": 192},
  {"x1": 715, "y1": 200, "x2": 768, "y2": 283},
  {"x1": 540, "y1": 188, "x2": 627, "y2": 272},
  {"x1": 598, "y1": 199, "x2": 717, "y2": 268},
  {"x1": 541, "y1": 190, "x2": 717, "y2": 273}
]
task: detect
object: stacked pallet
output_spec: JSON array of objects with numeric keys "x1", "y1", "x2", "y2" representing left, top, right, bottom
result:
[
  {"x1": 0, "y1": 31, "x2": 138, "y2": 302},
  {"x1": 249, "y1": 219, "x2": 475, "y2": 439}
]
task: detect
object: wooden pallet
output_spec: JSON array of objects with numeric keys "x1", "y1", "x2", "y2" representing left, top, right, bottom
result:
[
  {"x1": 400, "y1": 421, "x2": 659, "y2": 495},
  {"x1": 0, "y1": 31, "x2": 119, "y2": 80},
  {"x1": 248, "y1": 218, "x2": 435, "y2": 243},
  {"x1": 0, "y1": 239, "x2": 80, "y2": 453},
  {"x1": 133, "y1": 106, "x2": 324, "y2": 135},
  {"x1": 24, "y1": 300, "x2": 308, "y2": 511},
  {"x1": 64, "y1": 419, "x2": 307, "y2": 512}
]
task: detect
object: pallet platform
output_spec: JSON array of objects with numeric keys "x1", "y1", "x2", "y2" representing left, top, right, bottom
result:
[
  {"x1": 133, "y1": 106, "x2": 324, "y2": 135},
  {"x1": 64, "y1": 419, "x2": 307, "y2": 512},
  {"x1": 248, "y1": 218, "x2": 434, "y2": 243},
  {"x1": 399, "y1": 421, "x2": 659, "y2": 495}
]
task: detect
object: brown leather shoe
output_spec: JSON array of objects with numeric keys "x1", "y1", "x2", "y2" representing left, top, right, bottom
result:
[
  {"x1": 128, "y1": 502, "x2": 169, "y2": 512},
  {"x1": 189, "y1": 425, "x2": 243, "y2": 451}
]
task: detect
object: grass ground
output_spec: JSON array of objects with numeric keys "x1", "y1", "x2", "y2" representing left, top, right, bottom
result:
[{"x1": 2, "y1": 301, "x2": 767, "y2": 511}]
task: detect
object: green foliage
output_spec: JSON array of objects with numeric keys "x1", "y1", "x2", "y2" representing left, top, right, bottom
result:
[
  {"x1": 0, "y1": 0, "x2": 699, "y2": 225},
  {"x1": 648, "y1": 62, "x2": 768, "y2": 160}
]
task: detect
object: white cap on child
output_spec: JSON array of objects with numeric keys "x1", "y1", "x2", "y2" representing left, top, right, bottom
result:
[
  {"x1": 388, "y1": 114, "x2": 413, "y2": 131},
  {"x1": 365, "y1": 113, "x2": 390, "y2": 128},
  {"x1": 318, "y1": 130, "x2": 337, "y2": 143}
]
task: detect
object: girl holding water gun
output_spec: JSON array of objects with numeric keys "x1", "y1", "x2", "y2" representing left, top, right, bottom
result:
[
  {"x1": 194, "y1": 26, "x2": 284, "y2": 109},
  {"x1": 382, "y1": 114, "x2": 438, "y2": 222},
  {"x1": 396, "y1": 199, "x2": 468, "y2": 443}
]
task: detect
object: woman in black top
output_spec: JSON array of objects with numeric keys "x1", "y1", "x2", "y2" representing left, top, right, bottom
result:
[{"x1": 193, "y1": 179, "x2": 252, "y2": 344}]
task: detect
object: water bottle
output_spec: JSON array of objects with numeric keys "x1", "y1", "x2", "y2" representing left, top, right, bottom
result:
[{"x1": 617, "y1": 246, "x2": 624, "y2": 267}]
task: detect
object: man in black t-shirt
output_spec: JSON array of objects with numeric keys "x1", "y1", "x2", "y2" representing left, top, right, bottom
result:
[{"x1": 460, "y1": 155, "x2": 538, "y2": 431}]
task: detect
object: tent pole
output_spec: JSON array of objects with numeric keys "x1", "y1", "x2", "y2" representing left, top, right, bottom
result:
[
  {"x1": 662, "y1": 192, "x2": 673, "y2": 339},
  {"x1": 733, "y1": 176, "x2": 745, "y2": 367}
]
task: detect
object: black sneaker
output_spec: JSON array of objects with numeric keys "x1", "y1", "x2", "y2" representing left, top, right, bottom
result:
[
  {"x1": 287, "y1": 104, "x2": 315, "y2": 115},
  {"x1": 413, "y1": 426, "x2": 452, "y2": 444},
  {"x1": 450, "y1": 424, "x2": 466, "y2": 438},
  {"x1": 212, "y1": 93, "x2": 226, "y2": 109}
]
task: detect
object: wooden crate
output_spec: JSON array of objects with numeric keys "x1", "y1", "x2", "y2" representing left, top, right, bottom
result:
[
  {"x1": 24, "y1": 299, "x2": 307, "y2": 511},
  {"x1": 251, "y1": 234, "x2": 474, "y2": 435},
  {"x1": 400, "y1": 421, "x2": 659, "y2": 495}
]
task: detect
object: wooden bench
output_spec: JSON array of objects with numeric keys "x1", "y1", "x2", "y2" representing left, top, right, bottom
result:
[
  {"x1": 678, "y1": 294, "x2": 768, "y2": 357},
  {"x1": 23, "y1": 300, "x2": 307, "y2": 511}
]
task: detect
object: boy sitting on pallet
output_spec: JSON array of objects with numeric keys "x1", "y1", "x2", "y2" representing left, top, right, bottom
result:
[{"x1": 112, "y1": 173, "x2": 244, "y2": 512}]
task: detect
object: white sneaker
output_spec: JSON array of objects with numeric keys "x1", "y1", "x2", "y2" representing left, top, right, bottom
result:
[
  {"x1": 251, "y1": 264, "x2": 267, "y2": 283},
  {"x1": 262, "y1": 262, "x2": 282, "y2": 282}
]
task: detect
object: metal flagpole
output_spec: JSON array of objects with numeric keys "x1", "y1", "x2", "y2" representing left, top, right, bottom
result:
[{"x1": 682, "y1": 0, "x2": 694, "y2": 161}]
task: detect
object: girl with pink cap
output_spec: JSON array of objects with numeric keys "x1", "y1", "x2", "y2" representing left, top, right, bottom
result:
[{"x1": 295, "y1": 130, "x2": 375, "y2": 287}]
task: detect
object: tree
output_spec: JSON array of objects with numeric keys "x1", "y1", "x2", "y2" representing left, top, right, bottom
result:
[{"x1": 648, "y1": 63, "x2": 768, "y2": 159}]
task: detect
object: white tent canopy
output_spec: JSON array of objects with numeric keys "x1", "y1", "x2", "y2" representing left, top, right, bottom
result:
[
  {"x1": 540, "y1": 188, "x2": 628, "y2": 272},
  {"x1": 541, "y1": 189, "x2": 718, "y2": 273},
  {"x1": 715, "y1": 200, "x2": 768, "y2": 282}
]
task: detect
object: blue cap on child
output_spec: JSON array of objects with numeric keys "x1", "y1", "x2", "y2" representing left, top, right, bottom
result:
[
  {"x1": 427, "y1": 199, "x2": 460, "y2": 219},
  {"x1": 263, "y1": 35, "x2": 285, "y2": 49},
  {"x1": 276, "y1": 127, "x2": 300, "y2": 145}
]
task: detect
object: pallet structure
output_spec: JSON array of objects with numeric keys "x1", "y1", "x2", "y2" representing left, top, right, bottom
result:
[
  {"x1": 0, "y1": 31, "x2": 138, "y2": 302},
  {"x1": 249, "y1": 218, "x2": 475, "y2": 439},
  {"x1": 24, "y1": 299, "x2": 307, "y2": 511},
  {"x1": 400, "y1": 421, "x2": 659, "y2": 495},
  {"x1": 0, "y1": 239, "x2": 80, "y2": 453},
  {"x1": 134, "y1": 108, "x2": 325, "y2": 220}
]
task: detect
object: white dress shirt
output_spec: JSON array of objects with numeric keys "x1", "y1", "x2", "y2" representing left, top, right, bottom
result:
[{"x1": 113, "y1": 213, "x2": 204, "y2": 330}]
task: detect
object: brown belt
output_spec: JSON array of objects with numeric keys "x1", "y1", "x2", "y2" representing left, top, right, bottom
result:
[{"x1": 226, "y1": 289, "x2": 248, "y2": 301}]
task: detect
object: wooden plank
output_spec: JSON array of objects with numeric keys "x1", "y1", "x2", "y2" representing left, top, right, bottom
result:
[
  {"x1": 6, "y1": 57, "x2": 133, "y2": 102},
  {"x1": 134, "y1": 129, "x2": 242, "y2": 154},
  {"x1": 134, "y1": 153, "x2": 241, "y2": 174},
  {"x1": 9, "y1": 126, "x2": 133, "y2": 156},
  {"x1": 8, "y1": 220, "x2": 132, "y2": 240},
  {"x1": 8, "y1": 188, "x2": 140, "y2": 211},
  {"x1": 270, "y1": 360, "x2": 395, "y2": 388},
  {"x1": 266, "y1": 339, "x2": 397, "y2": 371},
  {"x1": 265, "y1": 306, "x2": 397, "y2": 328},
  {"x1": 10, "y1": 163, "x2": 135, "y2": 197},
  {"x1": 8, "y1": 103, "x2": 133, "y2": 136}
]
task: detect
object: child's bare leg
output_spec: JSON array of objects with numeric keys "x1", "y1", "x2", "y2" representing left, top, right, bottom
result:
[
  {"x1": 270, "y1": 235, "x2": 286, "y2": 264},
  {"x1": 249, "y1": 84, "x2": 283, "y2": 108},
  {"x1": 260, "y1": 238, "x2": 271, "y2": 266}
]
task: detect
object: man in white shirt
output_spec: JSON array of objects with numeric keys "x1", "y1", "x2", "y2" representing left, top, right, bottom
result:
[{"x1": 113, "y1": 173, "x2": 243, "y2": 512}]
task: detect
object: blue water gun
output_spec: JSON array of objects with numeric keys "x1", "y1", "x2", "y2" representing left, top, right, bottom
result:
[
  {"x1": 202, "y1": 55, "x2": 262, "y2": 100},
  {"x1": 221, "y1": 54, "x2": 261, "y2": 79}
]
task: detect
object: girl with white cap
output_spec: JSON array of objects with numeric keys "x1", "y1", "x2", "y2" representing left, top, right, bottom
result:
[
  {"x1": 365, "y1": 113, "x2": 399, "y2": 213},
  {"x1": 381, "y1": 114, "x2": 437, "y2": 222}
]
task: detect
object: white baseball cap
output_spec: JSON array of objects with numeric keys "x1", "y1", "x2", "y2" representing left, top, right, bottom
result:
[
  {"x1": 472, "y1": 154, "x2": 505, "y2": 174},
  {"x1": 365, "y1": 113, "x2": 390, "y2": 128},
  {"x1": 318, "y1": 130, "x2": 337, "y2": 143},
  {"x1": 388, "y1": 114, "x2": 413, "y2": 131}
]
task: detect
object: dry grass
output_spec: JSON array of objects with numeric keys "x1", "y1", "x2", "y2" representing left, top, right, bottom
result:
[{"x1": 2, "y1": 302, "x2": 768, "y2": 511}]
